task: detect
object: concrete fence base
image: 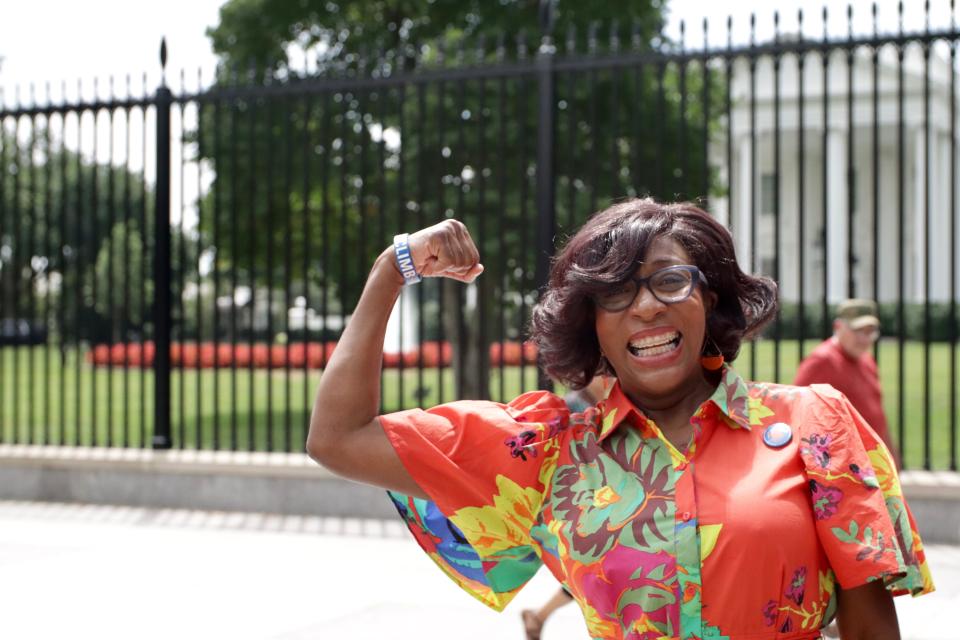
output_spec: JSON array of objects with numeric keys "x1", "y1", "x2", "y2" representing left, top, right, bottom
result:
[{"x1": 0, "y1": 445, "x2": 957, "y2": 543}]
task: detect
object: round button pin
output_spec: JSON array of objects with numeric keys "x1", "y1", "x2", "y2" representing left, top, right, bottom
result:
[{"x1": 763, "y1": 422, "x2": 793, "y2": 448}]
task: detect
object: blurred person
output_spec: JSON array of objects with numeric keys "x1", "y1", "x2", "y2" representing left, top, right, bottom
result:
[
  {"x1": 794, "y1": 299, "x2": 899, "y2": 466},
  {"x1": 307, "y1": 199, "x2": 932, "y2": 639}
]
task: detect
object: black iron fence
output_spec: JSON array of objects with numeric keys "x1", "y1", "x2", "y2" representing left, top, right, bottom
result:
[{"x1": 1, "y1": 5, "x2": 958, "y2": 469}]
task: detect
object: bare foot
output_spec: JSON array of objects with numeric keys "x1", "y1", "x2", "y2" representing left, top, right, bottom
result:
[{"x1": 521, "y1": 609, "x2": 543, "y2": 640}]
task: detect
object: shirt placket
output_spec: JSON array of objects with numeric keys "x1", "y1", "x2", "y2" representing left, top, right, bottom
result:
[{"x1": 668, "y1": 410, "x2": 709, "y2": 639}]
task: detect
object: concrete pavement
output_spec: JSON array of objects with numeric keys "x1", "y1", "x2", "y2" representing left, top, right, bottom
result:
[{"x1": 0, "y1": 500, "x2": 955, "y2": 639}]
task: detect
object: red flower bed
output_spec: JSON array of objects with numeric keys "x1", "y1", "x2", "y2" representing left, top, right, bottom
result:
[{"x1": 86, "y1": 340, "x2": 535, "y2": 369}]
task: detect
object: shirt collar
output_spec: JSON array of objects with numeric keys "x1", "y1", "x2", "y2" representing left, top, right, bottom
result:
[{"x1": 596, "y1": 365, "x2": 752, "y2": 441}]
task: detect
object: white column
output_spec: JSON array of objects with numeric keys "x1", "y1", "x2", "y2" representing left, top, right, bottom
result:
[
  {"x1": 384, "y1": 288, "x2": 419, "y2": 353},
  {"x1": 737, "y1": 135, "x2": 754, "y2": 272},
  {"x1": 826, "y1": 130, "x2": 848, "y2": 303},
  {"x1": 913, "y1": 128, "x2": 927, "y2": 304}
]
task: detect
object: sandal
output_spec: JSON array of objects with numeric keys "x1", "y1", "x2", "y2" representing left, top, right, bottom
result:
[{"x1": 521, "y1": 609, "x2": 543, "y2": 640}]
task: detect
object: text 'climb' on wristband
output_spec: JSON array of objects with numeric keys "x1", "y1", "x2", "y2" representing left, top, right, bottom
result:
[{"x1": 393, "y1": 234, "x2": 422, "y2": 285}]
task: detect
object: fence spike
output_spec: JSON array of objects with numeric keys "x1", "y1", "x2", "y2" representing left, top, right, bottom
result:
[
  {"x1": 516, "y1": 29, "x2": 528, "y2": 60},
  {"x1": 898, "y1": 1, "x2": 903, "y2": 35},
  {"x1": 702, "y1": 17, "x2": 709, "y2": 50},
  {"x1": 631, "y1": 20, "x2": 641, "y2": 51},
  {"x1": 823, "y1": 6, "x2": 829, "y2": 41},
  {"x1": 160, "y1": 37, "x2": 168, "y2": 86},
  {"x1": 588, "y1": 21, "x2": 599, "y2": 54},
  {"x1": 799, "y1": 8, "x2": 804, "y2": 39},
  {"x1": 749, "y1": 13, "x2": 756, "y2": 46},
  {"x1": 774, "y1": 11, "x2": 780, "y2": 43},
  {"x1": 727, "y1": 16, "x2": 733, "y2": 49},
  {"x1": 872, "y1": 3, "x2": 878, "y2": 36},
  {"x1": 925, "y1": 0, "x2": 931, "y2": 31},
  {"x1": 610, "y1": 19, "x2": 620, "y2": 53},
  {"x1": 496, "y1": 31, "x2": 506, "y2": 62},
  {"x1": 847, "y1": 4, "x2": 854, "y2": 38},
  {"x1": 679, "y1": 19, "x2": 686, "y2": 52}
]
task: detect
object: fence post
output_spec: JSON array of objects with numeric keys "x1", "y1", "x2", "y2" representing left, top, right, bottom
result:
[
  {"x1": 152, "y1": 39, "x2": 173, "y2": 449},
  {"x1": 534, "y1": 0, "x2": 557, "y2": 391}
]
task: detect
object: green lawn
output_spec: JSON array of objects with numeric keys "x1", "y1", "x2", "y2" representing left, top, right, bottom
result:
[{"x1": 1, "y1": 340, "x2": 957, "y2": 469}]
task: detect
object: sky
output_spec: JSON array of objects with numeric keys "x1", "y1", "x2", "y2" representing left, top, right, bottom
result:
[{"x1": 2, "y1": 0, "x2": 957, "y2": 104}]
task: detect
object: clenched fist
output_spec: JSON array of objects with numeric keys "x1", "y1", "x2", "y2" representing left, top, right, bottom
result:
[{"x1": 399, "y1": 220, "x2": 484, "y2": 283}]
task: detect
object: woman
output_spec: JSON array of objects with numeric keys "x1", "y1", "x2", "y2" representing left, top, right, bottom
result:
[{"x1": 307, "y1": 199, "x2": 933, "y2": 639}]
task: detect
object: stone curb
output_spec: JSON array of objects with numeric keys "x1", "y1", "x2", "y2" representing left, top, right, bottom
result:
[{"x1": 0, "y1": 445, "x2": 957, "y2": 542}]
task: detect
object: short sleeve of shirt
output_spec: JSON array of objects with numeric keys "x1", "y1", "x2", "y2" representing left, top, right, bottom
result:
[
  {"x1": 380, "y1": 390, "x2": 570, "y2": 610},
  {"x1": 799, "y1": 385, "x2": 935, "y2": 597}
]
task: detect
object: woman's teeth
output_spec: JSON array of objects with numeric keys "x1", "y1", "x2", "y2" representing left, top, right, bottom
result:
[{"x1": 628, "y1": 332, "x2": 681, "y2": 357}]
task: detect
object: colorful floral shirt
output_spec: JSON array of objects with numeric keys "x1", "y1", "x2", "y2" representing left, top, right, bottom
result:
[{"x1": 380, "y1": 366, "x2": 934, "y2": 639}]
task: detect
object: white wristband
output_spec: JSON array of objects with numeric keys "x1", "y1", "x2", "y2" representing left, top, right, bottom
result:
[{"x1": 393, "y1": 234, "x2": 422, "y2": 285}]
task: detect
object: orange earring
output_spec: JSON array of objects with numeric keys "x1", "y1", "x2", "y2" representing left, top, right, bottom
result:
[
  {"x1": 700, "y1": 354, "x2": 724, "y2": 371},
  {"x1": 701, "y1": 336, "x2": 724, "y2": 371}
]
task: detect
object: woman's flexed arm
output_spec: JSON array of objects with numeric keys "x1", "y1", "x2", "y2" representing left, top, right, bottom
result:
[{"x1": 305, "y1": 220, "x2": 483, "y2": 496}]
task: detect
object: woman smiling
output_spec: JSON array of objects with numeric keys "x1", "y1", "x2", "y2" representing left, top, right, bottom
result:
[{"x1": 306, "y1": 198, "x2": 933, "y2": 639}]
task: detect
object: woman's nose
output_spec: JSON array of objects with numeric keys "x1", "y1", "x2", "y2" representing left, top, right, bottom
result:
[{"x1": 628, "y1": 283, "x2": 667, "y2": 319}]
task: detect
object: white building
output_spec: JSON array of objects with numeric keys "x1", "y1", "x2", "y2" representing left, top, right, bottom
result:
[{"x1": 716, "y1": 42, "x2": 958, "y2": 303}]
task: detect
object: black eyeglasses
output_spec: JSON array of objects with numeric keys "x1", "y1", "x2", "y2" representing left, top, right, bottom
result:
[{"x1": 592, "y1": 265, "x2": 708, "y2": 312}]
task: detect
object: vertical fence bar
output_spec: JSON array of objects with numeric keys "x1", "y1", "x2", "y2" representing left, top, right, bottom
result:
[
  {"x1": 153, "y1": 43, "x2": 174, "y2": 449},
  {"x1": 398, "y1": 81, "x2": 408, "y2": 404},
  {"x1": 90, "y1": 87, "x2": 99, "y2": 445},
  {"x1": 247, "y1": 79, "x2": 259, "y2": 452},
  {"x1": 319, "y1": 90, "x2": 331, "y2": 413},
  {"x1": 229, "y1": 82, "x2": 240, "y2": 451},
  {"x1": 950, "y1": 2, "x2": 958, "y2": 470},
  {"x1": 726, "y1": 17, "x2": 734, "y2": 236},
  {"x1": 27, "y1": 95, "x2": 37, "y2": 443},
  {"x1": 846, "y1": 6, "x2": 856, "y2": 298},
  {"x1": 497, "y1": 47, "x2": 508, "y2": 401},
  {"x1": 701, "y1": 19, "x2": 710, "y2": 207},
  {"x1": 748, "y1": 14, "x2": 757, "y2": 379},
  {"x1": 821, "y1": 9, "x2": 831, "y2": 340},
  {"x1": 435, "y1": 73, "x2": 447, "y2": 403},
  {"x1": 195, "y1": 78, "x2": 205, "y2": 450},
  {"x1": 678, "y1": 22, "x2": 687, "y2": 199},
  {"x1": 282, "y1": 90, "x2": 294, "y2": 452},
  {"x1": 477, "y1": 67, "x2": 490, "y2": 398},
  {"x1": 518, "y1": 34, "x2": 532, "y2": 391},
  {"x1": 177, "y1": 71, "x2": 187, "y2": 448},
  {"x1": 300, "y1": 90, "x2": 312, "y2": 447},
  {"x1": 896, "y1": 4, "x2": 906, "y2": 459},
  {"x1": 140, "y1": 73, "x2": 149, "y2": 447},
  {"x1": 872, "y1": 6, "x2": 881, "y2": 359},
  {"x1": 798, "y1": 9, "x2": 807, "y2": 363},
  {"x1": 375, "y1": 84, "x2": 387, "y2": 411},
  {"x1": 122, "y1": 80, "x2": 132, "y2": 447},
  {"x1": 0, "y1": 111, "x2": 7, "y2": 443},
  {"x1": 106, "y1": 80, "x2": 116, "y2": 448},
  {"x1": 42, "y1": 96, "x2": 52, "y2": 445},
  {"x1": 416, "y1": 80, "x2": 427, "y2": 403},
  {"x1": 76, "y1": 93, "x2": 85, "y2": 445},
  {"x1": 535, "y1": 18, "x2": 556, "y2": 392},
  {"x1": 922, "y1": 15, "x2": 932, "y2": 470},
  {"x1": 773, "y1": 13, "x2": 782, "y2": 383},
  {"x1": 25, "y1": 94, "x2": 40, "y2": 444},
  {"x1": 264, "y1": 80, "x2": 275, "y2": 452},
  {"x1": 59, "y1": 100, "x2": 69, "y2": 444}
]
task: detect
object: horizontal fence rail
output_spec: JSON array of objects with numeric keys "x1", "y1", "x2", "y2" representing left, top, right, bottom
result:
[{"x1": 1, "y1": 5, "x2": 958, "y2": 470}]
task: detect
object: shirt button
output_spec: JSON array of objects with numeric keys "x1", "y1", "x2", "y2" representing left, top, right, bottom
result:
[{"x1": 681, "y1": 511, "x2": 692, "y2": 521}]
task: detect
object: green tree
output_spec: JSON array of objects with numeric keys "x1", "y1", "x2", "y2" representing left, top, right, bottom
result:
[
  {"x1": 201, "y1": 0, "x2": 718, "y2": 398},
  {"x1": 0, "y1": 125, "x2": 154, "y2": 342}
]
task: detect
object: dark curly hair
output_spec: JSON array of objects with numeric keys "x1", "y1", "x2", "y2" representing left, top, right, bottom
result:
[{"x1": 530, "y1": 198, "x2": 779, "y2": 389}]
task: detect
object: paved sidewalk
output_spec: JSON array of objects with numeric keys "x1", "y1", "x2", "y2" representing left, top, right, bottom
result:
[{"x1": 0, "y1": 500, "x2": 954, "y2": 639}]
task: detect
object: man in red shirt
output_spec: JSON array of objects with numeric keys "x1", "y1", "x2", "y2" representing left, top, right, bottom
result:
[{"x1": 794, "y1": 299, "x2": 898, "y2": 465}]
